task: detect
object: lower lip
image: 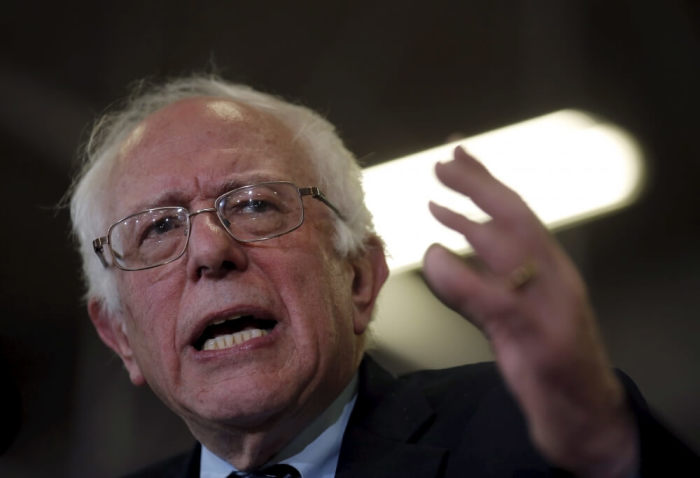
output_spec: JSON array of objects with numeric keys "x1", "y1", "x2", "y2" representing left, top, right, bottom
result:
[{"x1": 188, "y1": 326, "x2": 279, "y2": 361}]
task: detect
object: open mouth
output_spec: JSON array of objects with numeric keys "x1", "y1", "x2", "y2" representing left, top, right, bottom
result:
[{"x1": 193, "y1": 315, "x2": 277, "y2": 351}]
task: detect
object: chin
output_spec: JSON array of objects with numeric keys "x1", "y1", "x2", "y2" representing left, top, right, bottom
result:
[{"x1": 177, "y1": 380, "x2": 302, "y2": 431}]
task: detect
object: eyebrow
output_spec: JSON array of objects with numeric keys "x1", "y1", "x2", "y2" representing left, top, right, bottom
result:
[
  {"x1": 132, "y1": 192, "x2": 189, "y2": 212},
  {"x1": 124, "y1": 173, "x2": 287, "y2": 215}
]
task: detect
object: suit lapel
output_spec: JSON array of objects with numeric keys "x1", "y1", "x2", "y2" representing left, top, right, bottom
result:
[
  {"x1": 182, "y1": 442, "x2": 201, "y2": 478},
  {"x1": 336, "y1": 357, "x2": 447, "y2": 478}
]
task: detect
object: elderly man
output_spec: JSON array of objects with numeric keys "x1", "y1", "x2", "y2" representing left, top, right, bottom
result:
[{"x1": 69, "y1": 76, "x2": 695, "y2": 477}]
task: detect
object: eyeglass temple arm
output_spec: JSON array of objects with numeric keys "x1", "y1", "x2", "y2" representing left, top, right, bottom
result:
[
  {"x1": 300, "y1": 187, "x2": 345, "y2": 220},
  {"x1": 92, "y1": 237, "x2": 110, "y2": 268}
]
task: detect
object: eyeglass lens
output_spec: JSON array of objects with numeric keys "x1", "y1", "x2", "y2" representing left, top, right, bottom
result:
[{"x1": 108, "y1": 182, "x2": 304, "y2": 270}]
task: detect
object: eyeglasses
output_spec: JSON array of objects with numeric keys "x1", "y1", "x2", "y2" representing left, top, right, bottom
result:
[{"x1": 92, "y1": 181, "x2": 343, "y2": 271}]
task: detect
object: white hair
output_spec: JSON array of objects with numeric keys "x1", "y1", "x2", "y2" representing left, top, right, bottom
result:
[{"x1": 68, "y1": 75, "x2": 375, "y2": 316}]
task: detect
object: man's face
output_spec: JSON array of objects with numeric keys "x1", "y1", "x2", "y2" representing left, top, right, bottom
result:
[{"x1": 93, "y1": 98, "x2": 382, "y2": 437}]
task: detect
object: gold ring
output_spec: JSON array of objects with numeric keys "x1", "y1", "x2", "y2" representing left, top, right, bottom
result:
[{"x1": 509, "y1": 260, "x2": 537, "y2": 290}]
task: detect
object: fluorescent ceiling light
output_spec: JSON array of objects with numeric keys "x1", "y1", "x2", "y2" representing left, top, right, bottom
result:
[{"x1": 362, "y1": 110, "x2": 645, "y2": 273}]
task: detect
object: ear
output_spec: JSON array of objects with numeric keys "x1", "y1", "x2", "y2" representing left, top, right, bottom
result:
[
  {"x1": 350, "y1": 235, "x2": 389, "y2": 335},
  {"x1": 88, "y1": 298, "x2": 146, "y2": 386}
]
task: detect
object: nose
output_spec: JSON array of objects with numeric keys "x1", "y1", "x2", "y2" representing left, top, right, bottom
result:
[{"x1": 185, "y1": 208, "x2": 248, "y2": 280}]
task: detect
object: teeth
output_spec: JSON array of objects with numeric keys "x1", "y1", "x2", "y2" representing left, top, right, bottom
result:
[{"x1": 202, "y1": 329, "x2": 268, "y2": 351}]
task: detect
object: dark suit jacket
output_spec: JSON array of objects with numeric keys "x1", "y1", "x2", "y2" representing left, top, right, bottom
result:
[{"x1": 126, "y1": 357, "x2": 699, "y2": 477}]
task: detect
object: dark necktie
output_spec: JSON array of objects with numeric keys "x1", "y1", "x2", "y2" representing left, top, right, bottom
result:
[{"x1": 227, "y1": 463, "x2": 301, "y2": 478}]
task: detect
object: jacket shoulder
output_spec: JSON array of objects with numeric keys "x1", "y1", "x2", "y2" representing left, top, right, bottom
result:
[{"x1": 397, "y1": 361, "x2": 509, "y2": 408}]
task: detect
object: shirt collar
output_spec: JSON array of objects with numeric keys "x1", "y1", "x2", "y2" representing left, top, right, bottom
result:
[{"x1": 200, "y1": 374, "x2": 358, "y2": 478}]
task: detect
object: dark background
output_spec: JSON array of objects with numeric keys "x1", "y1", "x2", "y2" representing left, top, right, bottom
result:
[{"x1": 1, "y1": 1, "x2": 699, "y2": 476}]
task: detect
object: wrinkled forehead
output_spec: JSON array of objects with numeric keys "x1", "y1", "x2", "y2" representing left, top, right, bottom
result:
[
  {"x1": 104, "y1": 97, "x2": 316, "y2": 216},
  {"x1": 116, "y1": 97, "x2": 297, "y2": 171}
]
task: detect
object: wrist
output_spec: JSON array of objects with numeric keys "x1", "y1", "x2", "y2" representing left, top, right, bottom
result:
[{"x1": 570, "y1": 404, "x2": 639, "y2": 478}]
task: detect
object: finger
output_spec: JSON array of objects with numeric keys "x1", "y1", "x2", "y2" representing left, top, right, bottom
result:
[
  {"x1": 429, "y1": 201, "x2": 528, "y2": 275},
  {"x1": 435, "y1": 147, "x2": 531, "y2": 223},
  {"x1": 423, "y1": 243, "x2": 506, "y2": 329},
  {"x1": 428, "y1": 201, "x2": 481, "y2": 238}
]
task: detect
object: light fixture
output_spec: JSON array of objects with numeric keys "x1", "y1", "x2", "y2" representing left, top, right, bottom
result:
[{"x1": 362, "y1": 110, "x2": 645, "y2": 272}]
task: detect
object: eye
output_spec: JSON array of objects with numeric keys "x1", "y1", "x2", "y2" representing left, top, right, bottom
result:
[
  {"x1": 225, "y1": 194, "x2": 285, "y2": 217},
  {"x1": 140, "y1": 214, "x2": 184, "y2": 244},
  {"x1": 152, "y1": 216, "x2": 178, "y2": 233},
  {"x1": 238, "y1": 198, "x2": 276, "y2": 214}
]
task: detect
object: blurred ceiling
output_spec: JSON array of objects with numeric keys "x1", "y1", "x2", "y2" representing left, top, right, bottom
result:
[{"x1": 1, "y1": 1, "x2": 699, "y2": 476}]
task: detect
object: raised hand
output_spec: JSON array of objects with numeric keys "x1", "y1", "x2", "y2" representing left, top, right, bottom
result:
[{"x1": 423, "y1": 147, "x2": 638, "y2": 478}]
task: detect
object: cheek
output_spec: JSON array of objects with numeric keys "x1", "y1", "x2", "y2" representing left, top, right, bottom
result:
[
  {"x1": 273, "y1": 244, "x2": 355, "y2": 345},
  {"x1": 119, "y1": 265, "x2": 185, "y2": 314},
  {"x1": 116, "y1": 270, "x2": 184, "y2": 355}
]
